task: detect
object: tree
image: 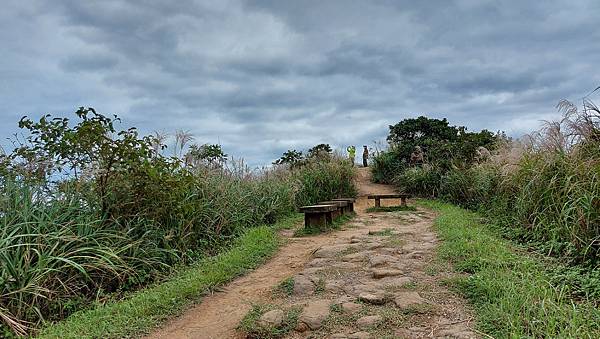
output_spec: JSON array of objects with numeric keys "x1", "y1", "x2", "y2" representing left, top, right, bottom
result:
[
  {"x1": 186, "y1": 143, "x2": 227, "y2": 168},
  {"x1": 273, "y1": 149, "x2": 304, "y2": 168},
  {"x1": 307, "y1": 143, "x2": 332, "y2": 160},
  {"x1": 387, "y1": 116, "x2": 458, "y2": 145},
  {"x1": 381, "y1": 116, "x2": 499, "y2": 171},
  {"x1": 12, "y1": 107, "x2": 164, "y2": 215}
]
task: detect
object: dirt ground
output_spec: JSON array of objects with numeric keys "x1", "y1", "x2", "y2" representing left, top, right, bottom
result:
[{"x1": 146, "y1": 167, "x2": 476, "y2": 339}]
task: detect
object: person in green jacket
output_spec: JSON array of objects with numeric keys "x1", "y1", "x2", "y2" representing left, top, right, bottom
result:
[{"x1": 347, "y1": 145, "x2": 356, "y2": 166}]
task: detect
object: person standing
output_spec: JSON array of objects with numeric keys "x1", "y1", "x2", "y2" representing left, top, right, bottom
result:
[
  {"x1": 347, "y1": 145, "x2": 356, "y2": 166},
  {"x1": 362, "y1": 145, "x2": 369, "y2": 167},
  {"x1": 410, "y1": 145, "x2": 424, "y2": 167}
]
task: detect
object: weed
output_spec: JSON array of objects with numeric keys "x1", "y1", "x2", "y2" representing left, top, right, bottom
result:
[
  {"x1": 401, "y1": 281, "x2": 418, "y2": 290},
  {"x1": 425, "y1": 265, "x2": 439, "y2": 276},
  {"x1": 314, "y1": 278, "x2": 326, "y2": 295},
  {"x1": 368, "y1": 228, "x2": 395, "y2": 236},
  {"x1": 273, "y1": 277, "x2": 294, "y2": 297},
  {"x1": 329, "y1": 303, "x2": 342, "y2": 313},
  {"x1": 383, "y1": 235, "x2": 406, "y2": 248}
]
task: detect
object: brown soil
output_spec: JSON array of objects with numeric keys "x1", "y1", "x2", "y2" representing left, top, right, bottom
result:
[{"x1": 146, "y1": 167, "x2": 476, "y2": 339}]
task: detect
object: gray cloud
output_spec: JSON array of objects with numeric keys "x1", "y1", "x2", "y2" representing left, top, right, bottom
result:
[{"x1": 1, "y1": 0, "x2": 599, "y2": 165}]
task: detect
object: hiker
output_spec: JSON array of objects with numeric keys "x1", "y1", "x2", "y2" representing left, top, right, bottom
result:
[
  {"x1": 362, "y1": 145, "x2": 369, "y2": 167},
  {"x1": 410, "y1": 145, "x2": 424, "y2": 166},
  {"x1": 347, "y1": 145, "x2": 356, "y2": 166},
  {"x1": 475, "y1": 146, "x2": 491, "y2": 163}
]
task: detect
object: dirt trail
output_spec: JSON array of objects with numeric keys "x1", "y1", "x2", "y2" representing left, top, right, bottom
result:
[{"x1": 147, "y1": 167, "x2": 475, "y2": 339}]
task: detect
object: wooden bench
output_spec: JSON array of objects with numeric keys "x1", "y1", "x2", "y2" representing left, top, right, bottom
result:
[
  {"x1": 367, "y1": 194, "x2": 411, "y2": 207},
  {"x1": 331, "y1": 198, "x2": 355, "y2": 213},
  {"x1": 318, "y1": 200, "x2": 349, "y2": 218},
  {"x1": 299, "y1": 204, "x2": 338, "y2": 229}
]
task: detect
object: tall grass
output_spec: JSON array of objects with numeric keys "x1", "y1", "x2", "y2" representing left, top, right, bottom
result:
[
  {"x1": 0, "y1": 154, "x2": 355, "y2": 335},
  {"x1": 291, "y1": 159, "x2": 357, "y2": 206},
  {"x1": 0, "y1": 181, "x2": 163, "y2": 336}
]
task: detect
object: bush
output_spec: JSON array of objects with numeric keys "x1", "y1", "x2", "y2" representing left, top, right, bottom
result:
[
  {"x1": 292, "y1": 158, "x2": 357, "y2": 206},
  {"x1": 428, "y1": 147, "x2": 600, "y2": 265},
  {"x1": 439, "y1": 165, "x2": 500, "y2": 210},
  {"x1": 394, "y1": 166, "x2": 442, "y2": 197},
  {"x1": 370, "y1": 150, "x2": 405, "y2": 184}
]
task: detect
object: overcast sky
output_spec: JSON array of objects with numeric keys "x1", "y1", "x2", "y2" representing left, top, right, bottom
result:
[{"x1": 1, "y1": 1, "x2": 599, "y2": 166}]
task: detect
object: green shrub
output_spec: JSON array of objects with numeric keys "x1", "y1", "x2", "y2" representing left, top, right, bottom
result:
[
  {"x1": 370, "y1": 150, "x2": 405, "y2": 184},
  {"x1": 394, "y1": 166, "x2": 442, "y2": 197},
  {"x1": 291, "y1": 158, "x2": 357, "y2": 207},
  {"x1": 439, "y1": 165, "x2": 500, "y2": 210}
]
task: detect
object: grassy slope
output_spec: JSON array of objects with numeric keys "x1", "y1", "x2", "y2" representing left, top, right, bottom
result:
[
  {"x1": 38, "y1": 214, "x2": 302, "y2": 339},
  {"x1": 422, "y1": 200, "x2": 600, "y2": 338}
]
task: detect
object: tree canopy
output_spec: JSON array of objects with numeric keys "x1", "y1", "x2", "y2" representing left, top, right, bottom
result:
[{"x1": 385, "y1": 116, "x2": 497, "y2": 167}]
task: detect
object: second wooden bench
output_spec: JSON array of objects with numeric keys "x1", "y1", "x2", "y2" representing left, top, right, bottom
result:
[{"x1": 367, "y1": 193, "x2": 411, "y2": 207}]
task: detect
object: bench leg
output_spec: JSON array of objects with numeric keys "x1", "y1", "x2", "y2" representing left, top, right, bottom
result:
[
  {"x1": 305, "y1": 213, "x2": 327, "y2": 229},
  {"x1": 348, "y1": 202, "x2": 354, "y2": 213},
  {"x1": 375, "y1": 198, "x2": 381, "y2": 207},
  {"x1": 401, "y1": 197, "x2": 407, "y2": 207},
  {"x1": 325, "y1": 211, "x2": 333, "y2": 225}
]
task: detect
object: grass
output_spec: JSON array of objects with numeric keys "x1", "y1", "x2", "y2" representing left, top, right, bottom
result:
[
  {"x1": 422, "y1": 200, "x2": 600, "y2": 338},
  {"x1": 38, "y1": 217, "x2": 296, "y2": 339},
  {"x1": 271, "y1": 213, "x2": 303, "y2": 231},
  {"x1": 314, "y1": 277, "x2": 326, "y2": 295},
  {"x1": 237, "y1": 304, "x2": 301, "y2": 339},
  {"x1": 273, "y1": 277, "x2": 294, "y2": 297},
  {"x1": 383, "y1": 281, "x2": 417, "y2": 294},
  {"x1": 368, "y1": 228, "x2": 407, "y2": 247},
  {"x1": 383, "y1": 234, "x2": 406, "y2": 248},
  {"x1": 366, "y1": 205, "x2": 417, "y2": 213},
  {"x1": 368, "y1": 228, "x2": 395, "y2": 236},
  {"x1": 335, "y1": 245, "x2": 362, "y2": 258}
]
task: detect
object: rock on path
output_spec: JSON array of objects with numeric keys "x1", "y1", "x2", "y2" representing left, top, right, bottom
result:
[{"x1": 297, "y1": 300, "x2": 331, "y2": 330}]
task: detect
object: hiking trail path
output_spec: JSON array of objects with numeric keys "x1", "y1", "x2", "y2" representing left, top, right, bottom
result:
[{"x1": 147, "y1": 167, "x2": 477, "y2": 339}]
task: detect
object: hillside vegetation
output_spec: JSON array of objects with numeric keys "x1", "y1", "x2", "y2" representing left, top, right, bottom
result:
[
  {"x1": 374, "y1": 99, "x2": 600, "y2": 268},
  {"x1": 0, "y1": 108, "x2": 356, "y2": 336},
  {"x1": 372, "y1": 97, "x2": 600, "y2": 333}
]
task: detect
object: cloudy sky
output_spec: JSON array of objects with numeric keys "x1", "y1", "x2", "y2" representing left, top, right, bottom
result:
[{"x1": 1, "y1": 1, "x2": 599, "y2": 166}]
